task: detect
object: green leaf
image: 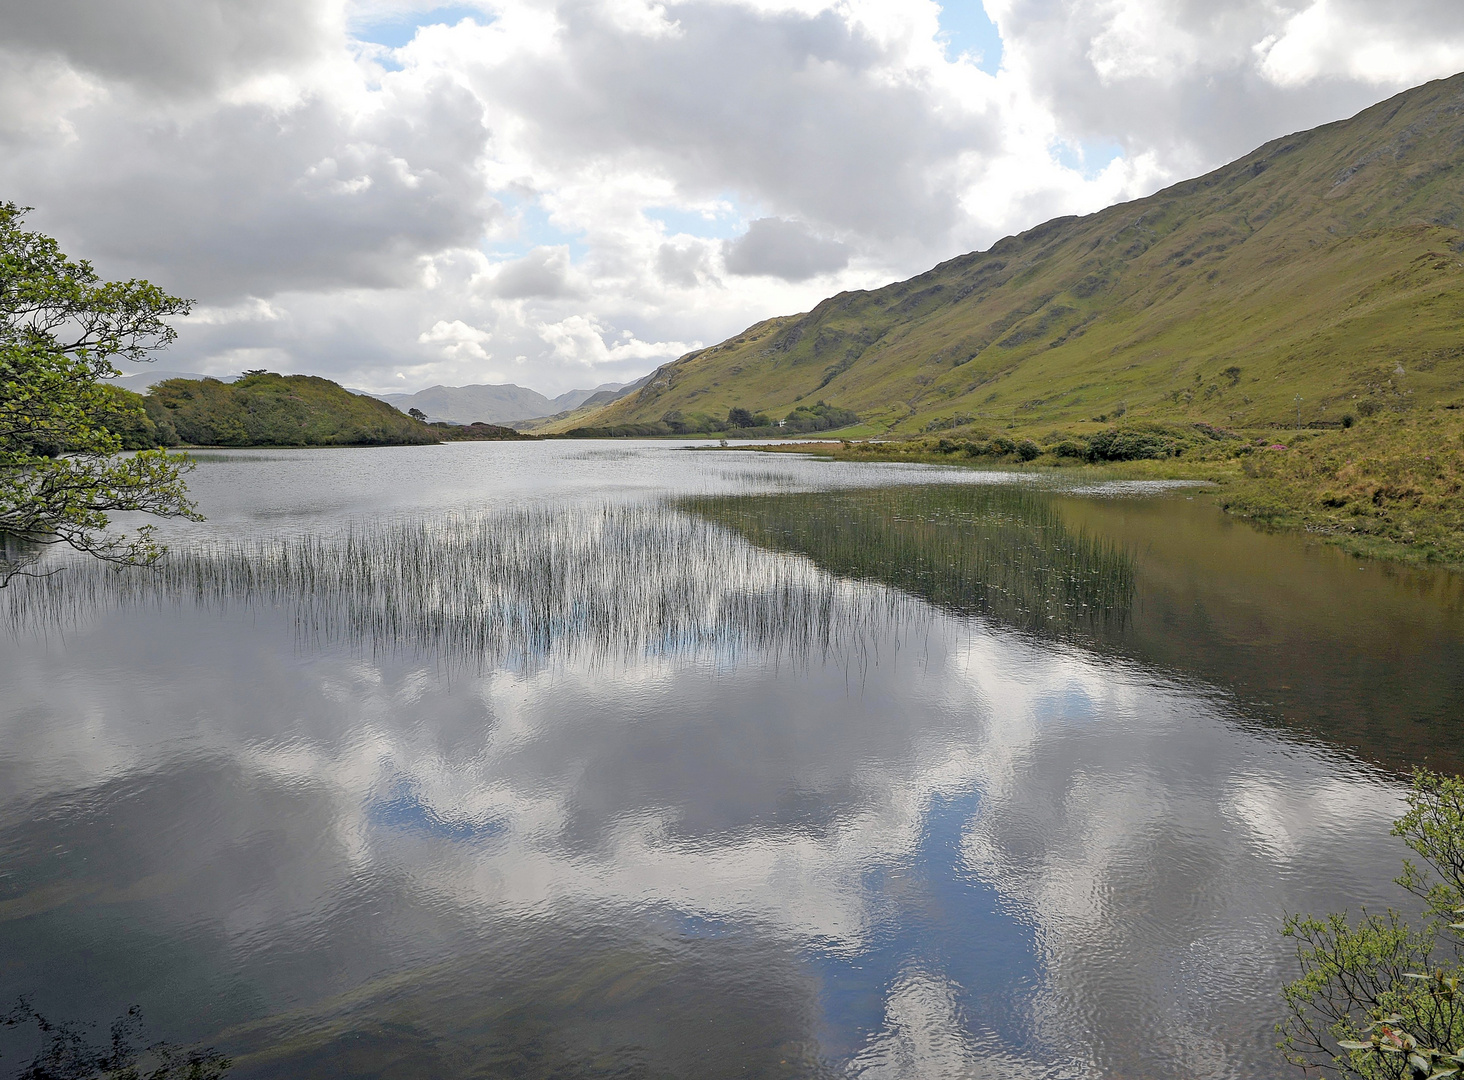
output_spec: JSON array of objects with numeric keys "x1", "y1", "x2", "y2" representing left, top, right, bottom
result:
[{"x1": 0, "y1": 202, "x2": 196, "y2": 580}]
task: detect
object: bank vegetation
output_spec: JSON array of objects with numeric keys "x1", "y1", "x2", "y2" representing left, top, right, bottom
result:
[{"x1": 760, "y1": 407, "x2": 1464, "y2": 570}]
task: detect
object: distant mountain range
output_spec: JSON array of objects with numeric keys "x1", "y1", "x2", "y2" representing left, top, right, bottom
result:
[
  {"x1": 580, "y1": 72, "x2": 1464, "y2": 435},
  {"x1": 372, "y1": 378, "x2": 648, "y2": 424},
  {"x1": 108, "y1": 369, "x2": 236, "y2": 389}
]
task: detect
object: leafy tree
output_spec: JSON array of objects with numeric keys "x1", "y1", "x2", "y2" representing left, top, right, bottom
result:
[
  {"x1": 95, "y1": 385, "x2": 174, "y2": 450},
  {"x1": 727, "y1": 406, "x2": 755, "y2": 429},
  {"x1": 1281, "y1": 770, "x2": 1464, "y2": 1078},
  {"x1": 0, "y1": 203, "x2": 197, "y2": 583},
  {"x1": 408, "y1": 407, "x2": 426, "y2": 421},
  {"x1": 2, "y1": 999, "x2": 229, "y2": 1079}
]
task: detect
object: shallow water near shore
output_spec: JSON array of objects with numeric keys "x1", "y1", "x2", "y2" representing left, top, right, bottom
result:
[{"x1": 2, "y1": 440, "x2": 1462, "y2": 1078}]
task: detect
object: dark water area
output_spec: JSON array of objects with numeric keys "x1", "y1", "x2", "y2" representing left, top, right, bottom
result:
[
  {"x1": 1058, "y1": 496, "x2": 1464, "y2": 774},
  {"x1": 697, "y1": 485, "x2": 1464, "y2": 775},
  {"x1": 1, "y1": 442, "x2": 1461, "y2": 1079}
]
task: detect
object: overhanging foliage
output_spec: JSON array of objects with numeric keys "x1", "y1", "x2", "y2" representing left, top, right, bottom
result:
[{"x1": 0, "y1": 202, "x2": 197, "y2": 583}]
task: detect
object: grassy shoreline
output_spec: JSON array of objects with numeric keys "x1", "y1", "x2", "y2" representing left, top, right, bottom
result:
[{"x1": 752, "y1": 409, "x2": 1464, "y2": 573}]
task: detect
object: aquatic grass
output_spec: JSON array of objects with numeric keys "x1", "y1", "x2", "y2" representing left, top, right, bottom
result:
[
  {"x1": 8, "y1": 488, "x2": 1137, "y2": 668},
  {"x1": 685, "y1": 486, "x2": 1136, "y2": 642},
  {"x1": 5, "y1": 504, "x2": 934, "y2": 673}
]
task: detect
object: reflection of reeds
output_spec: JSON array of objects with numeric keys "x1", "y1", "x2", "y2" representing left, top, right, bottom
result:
[
  {"x1": 5, "y1": 505, "x2": 929, "y2": 672},
  {"x1": 0, "y1": 532, "x2": 42, "y2": 585},
  {"x1": 686, "y1": 487, "x2": 1135, "y2": 641}
]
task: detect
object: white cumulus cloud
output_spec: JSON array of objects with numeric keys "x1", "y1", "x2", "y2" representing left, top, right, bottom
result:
[{"x1": 0, "y1": 0, "x2": 1460, "y2": 396}]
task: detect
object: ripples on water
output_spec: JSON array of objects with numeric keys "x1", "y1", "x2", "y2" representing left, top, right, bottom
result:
[{"x1": 1, "y1": 444, "x2": 1460, "y2": 1079}]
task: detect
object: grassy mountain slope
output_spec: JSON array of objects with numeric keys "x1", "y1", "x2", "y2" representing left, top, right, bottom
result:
[
  {"x1": 580, "y1": 73, "x2": 1464, "y2": 435},
  {"x1": 515, "y1": 375, "x2": 652, "y2": 432},
  {"x1": 144, "y1": 373, "x2": 439, "y2": 446}
]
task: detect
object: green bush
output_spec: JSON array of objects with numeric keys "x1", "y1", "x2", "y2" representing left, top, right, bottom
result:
[
  {"x1": 1281, "y1": 770, "x2": 1464, "y2": 1078},
  {"x1": 1086, "y1": 425, "x2": 1185, "y2": 461},
  {"x1": 945, "y1": 434, "x2": 1023, "y2": 460},
  {"x1": 784, "y1": 401, "x2": 860, "y2": 433}
]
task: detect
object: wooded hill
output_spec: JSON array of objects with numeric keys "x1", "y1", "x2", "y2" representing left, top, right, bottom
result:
[
  {"x1": 140, "y1": 373, "x2": 439, "y2": 446},
  {"x1": 579, "y1": 73, "x2": 1464, "y2": 435}
]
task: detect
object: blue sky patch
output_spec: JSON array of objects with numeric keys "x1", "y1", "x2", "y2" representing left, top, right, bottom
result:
[
  {"x1": 802, "y1": 783, "x2": 1045, "y2": 1062},
  {"x1": 1054, "y1": 138, "x2": 1126, "y2": 179},
  {"x1": 350, "y1": 4, "x2": 490, "y2": 49},
  {"x1": 486, "y1": 193, "x2": 590, "y2": 261},
  {"x1": 938, "y1": 1, "x2": 1002, "y2": 74},
  {"x1": 627, "y1": 781, "x2": 1045, "y2": 1066},
  {"x1": 646, "y1": 204, "x2": 743, "y2": 240},
  {"x1": 368, "y1": 782, "x2": 506, "y2": 842}
]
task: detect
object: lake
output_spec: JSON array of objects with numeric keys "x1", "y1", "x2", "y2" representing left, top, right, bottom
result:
[{"x1": 3, "y1": 440, "x2": 1462, "y2": 1078}]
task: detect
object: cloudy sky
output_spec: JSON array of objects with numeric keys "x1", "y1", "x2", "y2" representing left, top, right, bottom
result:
[{"x1": 3, "y1": 0, "x2": 1463, "y2": 395}]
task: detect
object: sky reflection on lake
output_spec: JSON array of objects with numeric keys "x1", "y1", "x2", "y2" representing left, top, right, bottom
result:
[{"x1": 1, "y1": 442, "x2": 1458, "y2": 1079}]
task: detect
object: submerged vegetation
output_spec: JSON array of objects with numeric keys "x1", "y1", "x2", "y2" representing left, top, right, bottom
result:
[
  {"x1": 1282, "y1": 770, "x2": 1464, "y2": 1079},
  {"x1": 1, "y1": 1001, "x2": 230, "y2": 1080},
  {"x1": 163, "y1": 923, "x2": 834, "y2": 1080},
  {"x1": 687, "y1": 486, "x2": 1135, "y2": 640}
]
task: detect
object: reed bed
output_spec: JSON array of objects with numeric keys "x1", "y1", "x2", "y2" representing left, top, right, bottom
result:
[
  {"x1": 685, "y1": 486, "x2": 1136, "y2": 641},
  {"x1": 7, "y1": 487, "x2": 1134, "y2": 668},
  {"x1": 5, "y1": 504, "x2": 931, "y2": 672}
]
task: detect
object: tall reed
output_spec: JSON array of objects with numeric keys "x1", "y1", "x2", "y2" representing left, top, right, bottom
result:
[
  {"x1": 5, "y1": 504, "x2": 932, "y2": 673},
  {"x1": 685, "y1": 486, "x2": 1136, "y2": 641}
]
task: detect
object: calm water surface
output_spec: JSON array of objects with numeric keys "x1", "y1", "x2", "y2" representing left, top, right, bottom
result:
[{"x1": 3, "y1": 441, "x2": 1462, "y2": 1078}]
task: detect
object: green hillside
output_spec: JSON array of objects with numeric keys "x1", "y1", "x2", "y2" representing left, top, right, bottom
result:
[
  {"x1": 581, "y1": 73, "x2": 1464, "y2": 435},
  {"x1": 143, "y1": 372, "x2": 439, "y2": 447}
]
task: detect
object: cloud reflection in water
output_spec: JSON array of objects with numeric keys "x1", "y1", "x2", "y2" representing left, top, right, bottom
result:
[{"x1": 0, "y1": 494, "x2": 1415, "y2": 1078}]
